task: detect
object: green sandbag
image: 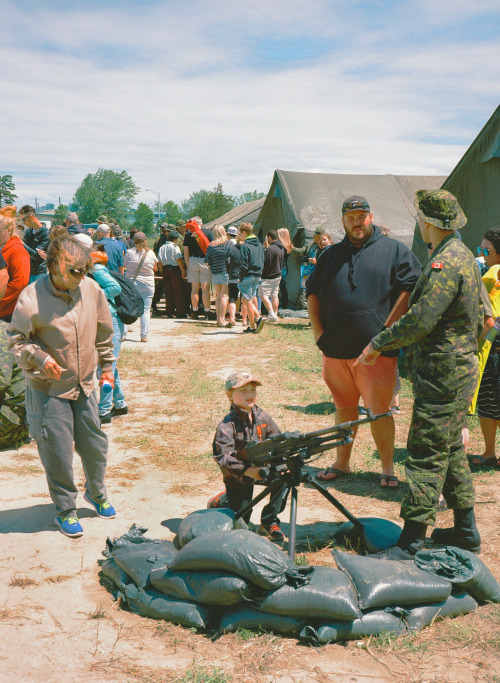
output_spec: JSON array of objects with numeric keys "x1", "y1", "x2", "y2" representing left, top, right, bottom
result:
[
  {"x1": 219, "y1": 605, "x2": 303, "y2": 637},
  {"x1": 112, "y1": 539, "x2": 178, "y2": 588},
  {"x1": 150, "y1": 567, "x2": 254, "y2": 605},
  {"x1": 178, "y1": 508, "x2": 245, "y2": 548},
  {"x1": 385, "y1": 590, "x2": 478, "y2": 632},
  {"x1": 415, "y1": 547, "x2": 500, "y2": 605},
  {"x1": 170, "y1": 529, "x2": 313, "y2": 590},
  {"x1": 333, "y1": 550, "x2": 451, "y2": 611},
  {"x1": 124, "y1": 585, "x2": 213, "y2": 630},
  {"x1": 254, "y1": 566, "x2": 361, "y2": 621},
  {"x1": 300, "y1": 610, "x2": 406, "y2": 645},
  {"x1": 99, "y1": 557, "x2": 133, "y2": 595}
]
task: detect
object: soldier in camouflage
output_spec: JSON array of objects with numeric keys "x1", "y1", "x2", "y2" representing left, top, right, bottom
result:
[
  {"x1": 356, "y1": 190, "x2": 482, "y2": 558},
  {"x1": 0, "y1": 320, "x2": 29, "y2": 450}
]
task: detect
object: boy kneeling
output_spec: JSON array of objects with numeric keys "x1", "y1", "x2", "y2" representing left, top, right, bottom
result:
[{"x1": 212, "y1": 371, "x2": 288, "y2": 541}]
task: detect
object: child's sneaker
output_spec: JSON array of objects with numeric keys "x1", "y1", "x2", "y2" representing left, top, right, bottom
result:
[
  {"x1": 260, "y1": 523, "x2": 285, "y2": 542},
  {"x1": 55, "y1": 515, "x2": 84, "y2": 538},
  {"x1": 83, "y1": 492, "x2": 116, "y2": 518},
  {"x1": 207, "y1": 490, "x2": 229, "y2": 509}
]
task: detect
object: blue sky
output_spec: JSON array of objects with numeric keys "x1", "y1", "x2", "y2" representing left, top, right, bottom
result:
[{"x1": 1, "y1": 0, "x2": 499, "y2": 209}]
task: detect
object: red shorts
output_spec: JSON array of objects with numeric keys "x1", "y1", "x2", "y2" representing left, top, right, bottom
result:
[{"x1": 322, "y1": 355, "x2": 397, "y2": 412}]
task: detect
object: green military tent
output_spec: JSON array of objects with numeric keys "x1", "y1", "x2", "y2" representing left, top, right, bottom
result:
[
  {"x1": 412, "y1": 105, "x2": 500, "y2": 262},
  {"x1": 255, "y1": 169, "x2": 446, "y2": 307},
  {"x1": 204, "y1": 197, "x2": 266, "y2": 230}
]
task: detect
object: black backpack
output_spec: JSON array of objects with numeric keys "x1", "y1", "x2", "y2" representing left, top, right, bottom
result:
[{"x1": 109, "y1": 270, "x2": 144, "y2": 324}]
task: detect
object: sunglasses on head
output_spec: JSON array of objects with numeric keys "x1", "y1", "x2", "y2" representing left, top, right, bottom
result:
[
  {"x1": 69, "y1": 265, "x2": 90, "y2": 278},
  {"x1": 477, "y1": 247, "x2": 491, "y2": 257}
]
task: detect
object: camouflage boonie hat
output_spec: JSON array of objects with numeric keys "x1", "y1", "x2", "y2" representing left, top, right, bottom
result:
[
  {"x1": 225, "y1": 370, "x2": 262, "y2": 392},
  {"x1": 414, "y1": 190, "x2": 466, "y2": 231}
]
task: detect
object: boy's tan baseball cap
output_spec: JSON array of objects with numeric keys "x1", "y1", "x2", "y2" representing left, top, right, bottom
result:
[{"x1": 225, "y1": 371, "x2": 262, "y2": 392}]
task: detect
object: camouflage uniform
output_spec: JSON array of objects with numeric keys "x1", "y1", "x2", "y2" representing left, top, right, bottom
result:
[
  {"x1": 0, "y1": 320, "x2": 29, "y2": 449},
  {"x1": 371, "y1": 230, "x2": 482, "y2": 526}
]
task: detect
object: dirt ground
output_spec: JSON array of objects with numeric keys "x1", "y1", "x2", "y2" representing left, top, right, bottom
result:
[{"x1": 1, "y1": 316, "x2": 499, "y2": 683}]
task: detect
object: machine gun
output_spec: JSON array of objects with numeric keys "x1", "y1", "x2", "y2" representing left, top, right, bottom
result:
[
  {"x1": 245, "y1": 409, "x2": 392, "y2": 480},
  {"x1": 235, "y1": 409, "x2": 398, "y2": 559}
]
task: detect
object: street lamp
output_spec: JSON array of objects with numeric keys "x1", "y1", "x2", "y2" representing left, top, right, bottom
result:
[{"x1": 146, "y1": 189, "x2": 161, "y2": 226}]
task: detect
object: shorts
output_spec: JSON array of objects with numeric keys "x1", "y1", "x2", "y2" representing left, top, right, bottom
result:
[
  {"x1": 322, "y1": 355, "x2": 397, "y2": 412},
  {"x1": 187, "y1": 257, "x2": 212, "y2": 285},
  {"x1": 228, "y1": 282, "x2": 240, "y2": 303},
  {"x1": 258, "y1": 277, "x2": 281, "y2": 300},
  {"x1": 238, "y1": 276, "x2": 260, "y2": 301},
  {"x1": 211, "y1": 272, "x2": 229, "y2": 285}
]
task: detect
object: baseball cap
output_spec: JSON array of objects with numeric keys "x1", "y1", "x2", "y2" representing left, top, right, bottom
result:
[
  {"x1": 72, "y1": 234, "x2": 93, "y2": 248},
  {"x1": 167, "y1": 230, "x2": 180, "y2": 240},
  {"x1": 133, "y1": 231, "x2": 147, "y2": 241},
  {"x1": 225, "y1": 370, "x2": 262, "y2": 392},
  {"x1": 342, "y1": 195, "x2": 370, "y2": 215},
  {"x1": 414, "y1": 190, "x2": 466, "y2": 231},
  {"x1": 226, "y1": 225, "x2": 238, "y2": 236},
  {"x1": 97, "y1": 215, "x2": 108, "y2": 223}
]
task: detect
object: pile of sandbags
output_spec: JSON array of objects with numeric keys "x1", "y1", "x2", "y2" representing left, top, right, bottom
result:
[{"x1": 98, "y1": 511, "x2": 500, "y2": 644}]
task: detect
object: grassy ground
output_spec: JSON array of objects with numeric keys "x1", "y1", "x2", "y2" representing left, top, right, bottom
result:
[{"x1": 107, "y1": 316, "x2": 500, "y2": 682}]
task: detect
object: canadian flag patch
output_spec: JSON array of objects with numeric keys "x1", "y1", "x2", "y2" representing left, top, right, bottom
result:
[{"x1": 431, "y1": 261, "x2": 444, "y2": 270}]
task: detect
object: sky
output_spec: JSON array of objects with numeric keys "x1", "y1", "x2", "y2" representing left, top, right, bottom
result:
[{"x1": 2, "y1": 0, "x2": 499, "y2": 211}]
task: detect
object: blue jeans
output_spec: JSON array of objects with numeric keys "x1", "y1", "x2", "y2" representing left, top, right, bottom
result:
[
  {"x1": 134, "y1": 280, "x2": 154, "y2": 339},
  {"x1": 97, "y1": 313, "x2": 126, "y2": 416}
]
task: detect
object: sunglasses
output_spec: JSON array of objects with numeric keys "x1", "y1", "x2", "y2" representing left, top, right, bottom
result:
[
  {"x1": 68, "y1": 265, "x2": 90, "y2": 278},
  {"x1": 477, "y1": 247, "x2": 491, "y2": 257}
]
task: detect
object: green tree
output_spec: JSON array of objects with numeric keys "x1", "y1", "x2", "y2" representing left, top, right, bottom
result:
[
  {"x1": 134, "y1": 202, "x2": 155, "y2": 233},
  {"x1": 0, "y1": 175, "x2": 18, "y2": 206},
  {"x1": 181, "y1": 183, "x2": 236, "y2": 223},
  {"x1": 162, "y1": 200, "x2": 183, "y2": 225},
  {"x1": 237, "y1": 190, "x2": 265, "y2": 205},
  {"x1": 52, "y1": 204, "x2": 69, "y2": 226},
  {"x1": 73, "y1": 168, "x2": 139, "y2": 225}
]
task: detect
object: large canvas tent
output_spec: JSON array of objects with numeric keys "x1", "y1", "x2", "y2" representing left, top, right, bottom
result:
[
  {"x1": 204, "y1": 197, "x2": 266, "y2": 230},
  {"x1": 412, "y1": 106, "x2": 500, "y2": 263},
  {"x1": 255, "y1": 169, "x2": 446, "y2": 307}
]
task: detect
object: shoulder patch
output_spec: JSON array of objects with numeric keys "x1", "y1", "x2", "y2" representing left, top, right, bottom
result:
[{"x1": 431, "y1": 261, "x2": 444, "y2": 270}]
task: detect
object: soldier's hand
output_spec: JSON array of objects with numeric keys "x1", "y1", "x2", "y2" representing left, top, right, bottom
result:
[
  {"x1": 42, "y1": 357, "x2": 62, "y2": 379},
  {"x1": 244, "y1": 466, "x2": 264, "y2": 481},
  {"x1": 354, "y1": 342, "x2": 380, "y2": 367}
]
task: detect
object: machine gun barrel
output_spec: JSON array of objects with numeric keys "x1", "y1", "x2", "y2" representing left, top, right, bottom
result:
[{"x1": 245, "y1": 409, "x2": 392, "y2": 467}]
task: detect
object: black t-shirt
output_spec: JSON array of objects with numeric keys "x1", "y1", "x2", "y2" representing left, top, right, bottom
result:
[
  {"x1": 184, "y1": 228, "x2": 214, "y2": 258},
  {"x1": 0, "y1": 252, "x2": 6, "y2": 270}
]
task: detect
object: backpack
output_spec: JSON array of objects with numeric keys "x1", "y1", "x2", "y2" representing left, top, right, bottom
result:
[{"x1": 109, "y1": 270, "x2": 144, "y2": 324}]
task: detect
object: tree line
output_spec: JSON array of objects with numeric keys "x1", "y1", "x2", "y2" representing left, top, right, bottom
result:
[{"x1": 1, "y1": 171, "x2": 265, "y2": 233}]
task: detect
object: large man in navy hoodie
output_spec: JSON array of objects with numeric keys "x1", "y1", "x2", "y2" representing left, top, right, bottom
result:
[{"x1": 306, "y1": 196, "x2": 421, "y2": 486}]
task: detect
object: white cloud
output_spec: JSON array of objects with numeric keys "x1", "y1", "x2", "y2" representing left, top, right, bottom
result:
[{"x1": 1, "y1": 0, "x2": 499, "y2": 209}]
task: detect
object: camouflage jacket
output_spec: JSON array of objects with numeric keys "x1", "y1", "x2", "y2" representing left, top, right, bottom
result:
[{"x1": 371, "y1": 235, "x2": 482, "y2": 398}]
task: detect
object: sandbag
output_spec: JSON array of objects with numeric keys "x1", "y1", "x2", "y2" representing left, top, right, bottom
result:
[
  {"x1": 150, "y1": 568, "x2": 254, "y2": 605},
  {"x1": 103, "y1": 524, "x2": 158, "y2": 556},
  {"x1": 254, "y1": 566, "x2": 361, "y2": 621},
  {"x1": 219, "y1": 605, "x2": 303, "y2": 637},
  {"x1": 170, "y1": 529, "x2": 312, "y2": 590},
  {"x1": 113, "y1": 539, "x2": 178, "y2": 588},
  {"x1": 300, "y1": 610, "x2": 406, "y2": 645},
  {"x1": 415, "y1": 547, "x2": 500, "y2": 605},
  {"x1": 178, "y1": 508, "x2": 243, "y2": 548},
  {"x1": 384, "y1": 590, "x2": 479, "y2": 631},
  {"x1": 333, "y1": 550, "x2": 451, "y2": 611},
  {"x1": 124, "y1": 585, "x2": 212, "y2": 630},
  {"x1": 99, "y1": 557, "x2": 133, "y2": 595}
]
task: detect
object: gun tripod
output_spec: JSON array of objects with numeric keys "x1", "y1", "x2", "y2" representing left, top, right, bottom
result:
[{"x1": 234, "y1": 455, "x2": 367, "y2": 561}]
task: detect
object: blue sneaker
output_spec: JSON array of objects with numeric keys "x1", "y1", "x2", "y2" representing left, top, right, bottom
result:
[
  {"x1": 84, "y1": 492, "x2": 116, "y2": 518},
  {"x1": 55, "y1": 515, "x2": 84, "y2": 538}
]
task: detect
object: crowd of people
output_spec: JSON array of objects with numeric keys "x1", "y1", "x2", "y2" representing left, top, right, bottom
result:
[{"x1": 0, "y1": 193, "x2": 499, "y2": 549}]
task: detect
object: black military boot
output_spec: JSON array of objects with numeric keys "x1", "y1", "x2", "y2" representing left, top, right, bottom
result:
[
  {"x1": 368, "y1": 520, "x2": 427, "y2": 560},
  {"x1": 430, "y1": 507, "x2": 481, "y2": 553}
]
